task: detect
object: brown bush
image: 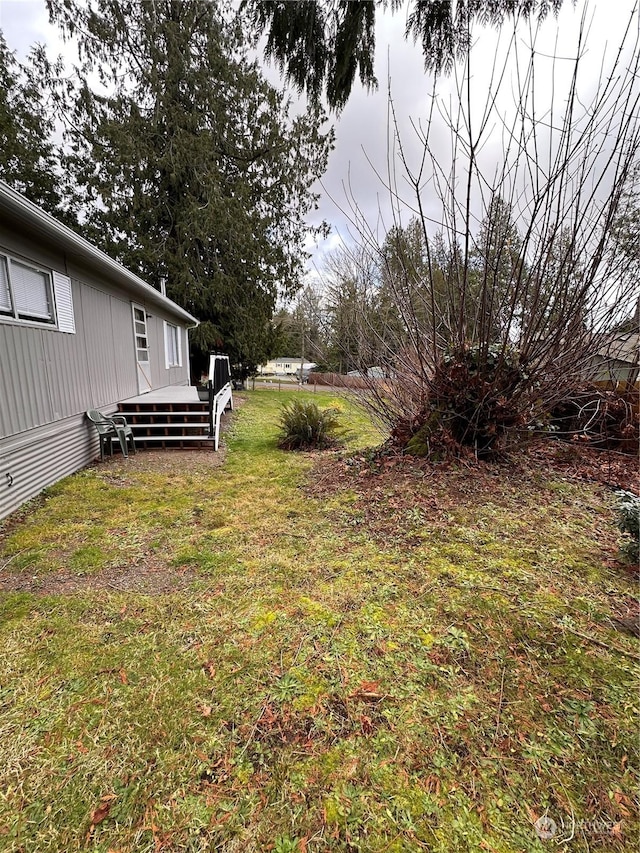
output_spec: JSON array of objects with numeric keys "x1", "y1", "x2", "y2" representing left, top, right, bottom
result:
[{"x1": 550, "y1": 385, "x2": 639, "y2": 453}]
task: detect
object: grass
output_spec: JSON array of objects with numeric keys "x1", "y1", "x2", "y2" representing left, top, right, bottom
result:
[{"x1": 0, "y1": 389, "x2": 637, "y2": 852}]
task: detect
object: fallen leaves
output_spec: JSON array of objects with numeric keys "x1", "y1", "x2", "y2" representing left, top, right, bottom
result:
[
  {"x1": 350, "y1": 681, "x2": 384, "y2": 702},
  {"x1": 90, "y1": 798, "x2": 113, "y2": 826},
  {"x1": 202, "y1": 661, "x2": 216, "y2": 679},
  {"x1": 86, "y1": 793, "x2": 117, "y2": 841}
]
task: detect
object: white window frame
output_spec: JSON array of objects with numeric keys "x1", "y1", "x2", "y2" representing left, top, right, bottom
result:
[
  {"x1": 163, "y1": 321, "x2": 182, "y2": 368},
  {"x1": 0, "y1": 251, "x2": 75, "y2": 333}
]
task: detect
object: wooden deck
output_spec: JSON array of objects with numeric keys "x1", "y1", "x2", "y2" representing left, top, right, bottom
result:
[
  {"x1": 120, "y1": 385, "x2": 201, "y2": 405},
  {"x1": 118, "y1": 385, "x2": 212, "y2": 449}
]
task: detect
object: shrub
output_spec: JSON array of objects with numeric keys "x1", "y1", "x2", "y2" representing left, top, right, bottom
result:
[
  {"x1": 277, "y1": 400, "x2": 345, "y2": 450},
  {"x1": 550, "y1": 385, "x2": 639, "y2": 453},
  {"x1": 615, "y1": 490, "x2": 639, "y2": 564},
  {"x1": 391, "y1": 345, "x2": 531, "y2": 459}
]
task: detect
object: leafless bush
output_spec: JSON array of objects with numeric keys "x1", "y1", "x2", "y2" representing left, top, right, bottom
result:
[
  {"x1": 328, "y1": 8, "x2": 640, "y2": 457},
  {"x1": 549, "y1": 385, "x2": 639, "y2": 452}
]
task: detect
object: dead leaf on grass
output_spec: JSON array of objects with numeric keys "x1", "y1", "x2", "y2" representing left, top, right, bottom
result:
[
  {"x1": 613, "y1": 790, "x2": 632, "y2": 816},
  {"x1": 360, "y1": 714, "x2": 374, "y2": 735},
  {"x1": 610, "y1": 821, "x2": 624, "y2": 840},
  {"x1": 90, "y1": 794, "x2": 117, "y2": 827},
  {"x1": 202, "y1": 661, "x2": 216, "y2": 679},
  {"x1": 351, "y1": 680, "x2": 384, "y2": 701}
]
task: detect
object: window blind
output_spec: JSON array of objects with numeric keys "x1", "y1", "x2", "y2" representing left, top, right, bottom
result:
[{"x1": 11, "y1": 261, "x2": 52, "y2": 320}]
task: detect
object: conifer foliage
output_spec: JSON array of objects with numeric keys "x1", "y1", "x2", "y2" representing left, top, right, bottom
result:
[
  {"x1": 0, "y1": 32, "x2": 71, "y2": 222},
  {"x1": 242, "y1": 0, "x2": 566, "y2": 110},
  {"x1": 44, "y1": 0, "x2": 332, "y2": 378}
]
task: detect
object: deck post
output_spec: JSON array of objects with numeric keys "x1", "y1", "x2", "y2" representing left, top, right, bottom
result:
[{"x1": 207, "y1": 378, "x2": 214, "y2": 438}]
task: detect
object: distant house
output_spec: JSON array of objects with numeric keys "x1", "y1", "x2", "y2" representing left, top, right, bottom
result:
[
  {"x1": 257, "y1": 357, "x2": 316, "y2": 377},
  {"x1": 347, "y1": 366, "x2": 386, "y2": 379},
  {"x1": 0, "y1": 181, "x2": 198, "y2": 520},
  {"x1": 587, "y1": 330, "x2": 639, "y2": 387}
]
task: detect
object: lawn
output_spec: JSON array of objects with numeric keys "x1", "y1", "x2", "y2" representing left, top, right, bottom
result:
[{"x1": 0, "y1": 389, "x2": 637, "y2": 852}]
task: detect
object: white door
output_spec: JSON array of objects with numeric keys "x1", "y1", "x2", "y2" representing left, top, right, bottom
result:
[{"x1": 132, "y1": 303, "x2": 152, "y2": 394}]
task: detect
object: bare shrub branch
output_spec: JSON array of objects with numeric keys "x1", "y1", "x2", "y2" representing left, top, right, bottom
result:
[{"x1": 324, "y1": 7, "x2": 640, "y2": 456}]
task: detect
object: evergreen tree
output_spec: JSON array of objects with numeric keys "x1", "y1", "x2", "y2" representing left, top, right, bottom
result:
[
  {"x1": 45, "y1": 0, "x2": 332, "y2": 378},
  {"x1": 612, "y1": 162, "x2": 640, "y2": 278},
  {"x1": 469, "y1": 195, "x2": 524, "y2": 345},
  {"x1": 271, "y1": 285, "x2": 329, "y2": 367},
  {"x1": 324, "y1": 243, "x2": 398, "y2": 373},
  {"x1": 380, "y1": 218, "x2": 445, "y2": 348},
  {"x1": 0, "y1": 31, "x2": 71, "y2": 221},
  {"x1": 326, "y1": 271, "x2": 368, "y2": 373},
  {"x1": 241, "y1": 0, "x2": 566, "y2": 110}
]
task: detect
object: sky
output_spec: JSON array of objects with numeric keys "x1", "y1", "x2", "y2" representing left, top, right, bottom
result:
[{"x1": 0, "y1": 0, "x2": 638, "y2": 288}]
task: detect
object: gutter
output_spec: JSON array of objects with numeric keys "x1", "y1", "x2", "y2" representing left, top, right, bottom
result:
[{"x1": 0, "y1": 181, "x2": 199, "y2": 327}]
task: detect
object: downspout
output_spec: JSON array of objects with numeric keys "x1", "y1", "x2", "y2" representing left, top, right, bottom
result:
[
  {"x1": 207, "y1": 352, "x2": 215, "y2": 439},
  {"x1": 185, "y1": 318, "x2": 199, "y2": 387}
]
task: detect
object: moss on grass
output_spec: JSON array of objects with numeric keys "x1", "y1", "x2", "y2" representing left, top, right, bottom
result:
[{"x1": 0, "y1": 390, "x2": 637, "y2": 852}]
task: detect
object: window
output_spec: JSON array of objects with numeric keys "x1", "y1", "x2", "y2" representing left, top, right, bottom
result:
[
  {"x1": 164, "y1": 321, "x2": 182, "y2": 368},
  {"x1": 0, "y1": 252, "x2": 75, "y2": 332},
  {"x1": 134, "y1": 307, "x2": 149, "y2": 362}
]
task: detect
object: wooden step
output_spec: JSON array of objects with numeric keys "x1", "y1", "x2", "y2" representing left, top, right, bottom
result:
[
  {"x1": 118, "y1": 400, "x2": 217, "y2": 451},
  {"x1": 120, "y1": 409, "x2": 209, "y2": 417},
  {"x1": 132, "y1": 435, "x2": 213, "y2": 443},
  {"x1": 132, "y1": 436, "x2": 214, "y2": 450},
  {"x1": 130, "y1": 426, "x2": 210, "y2": 437},
  {"x1": 119, "y1": 404, "x2": 208, "y2": 411},
  {"x1": 127, "y1": 420, "x2": 209, "y2": 429}
]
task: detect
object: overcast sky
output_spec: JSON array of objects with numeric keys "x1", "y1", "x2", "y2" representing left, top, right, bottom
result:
[{"x1": 0, "y1": 0, "x2": 638, "y2": 287}]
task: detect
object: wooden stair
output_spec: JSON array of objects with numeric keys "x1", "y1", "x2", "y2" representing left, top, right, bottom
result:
[{"x1": 117, "y1": 400, "x2": 214, "y2": 449}]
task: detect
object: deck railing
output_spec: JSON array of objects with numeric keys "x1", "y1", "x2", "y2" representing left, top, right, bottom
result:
[{"x1": 207, "y1": 354, "x2": 233, "y2": 450}]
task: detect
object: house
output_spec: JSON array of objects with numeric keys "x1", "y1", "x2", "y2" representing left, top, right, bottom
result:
[
  {"x1": 587, "y1": 330, "x2": 639, "y2": 388},
  {"x1": 0, "y1": 181, "x2": 199, "y2": 520},
  {"x1": 347, "y1": 366, "x2": 386, "y2": 380},
  {"x1": 257, "y1": 357, "x2": 316, "y2": 377}
]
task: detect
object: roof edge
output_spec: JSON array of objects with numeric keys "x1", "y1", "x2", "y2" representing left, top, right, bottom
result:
[{"x1": 0, "y1": 181, "x2": 199, "y2": 327}]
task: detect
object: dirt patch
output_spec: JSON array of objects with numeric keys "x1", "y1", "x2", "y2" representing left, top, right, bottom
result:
[
  {"x1": 308, "y1": 439, "x2": 639, "y2": 502},
  {"x1": 92, "y1": 445, "x2": 228, "y2": 476},
  {"x1": 0, "y1": 403, "x2": 243, "y2": 597},
  {"x1": 0, "y1": 562, "x2": 196, "y2": 596},
  {"x1": 524, "y1": 441, "x2": 640, "y2": 493}
]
